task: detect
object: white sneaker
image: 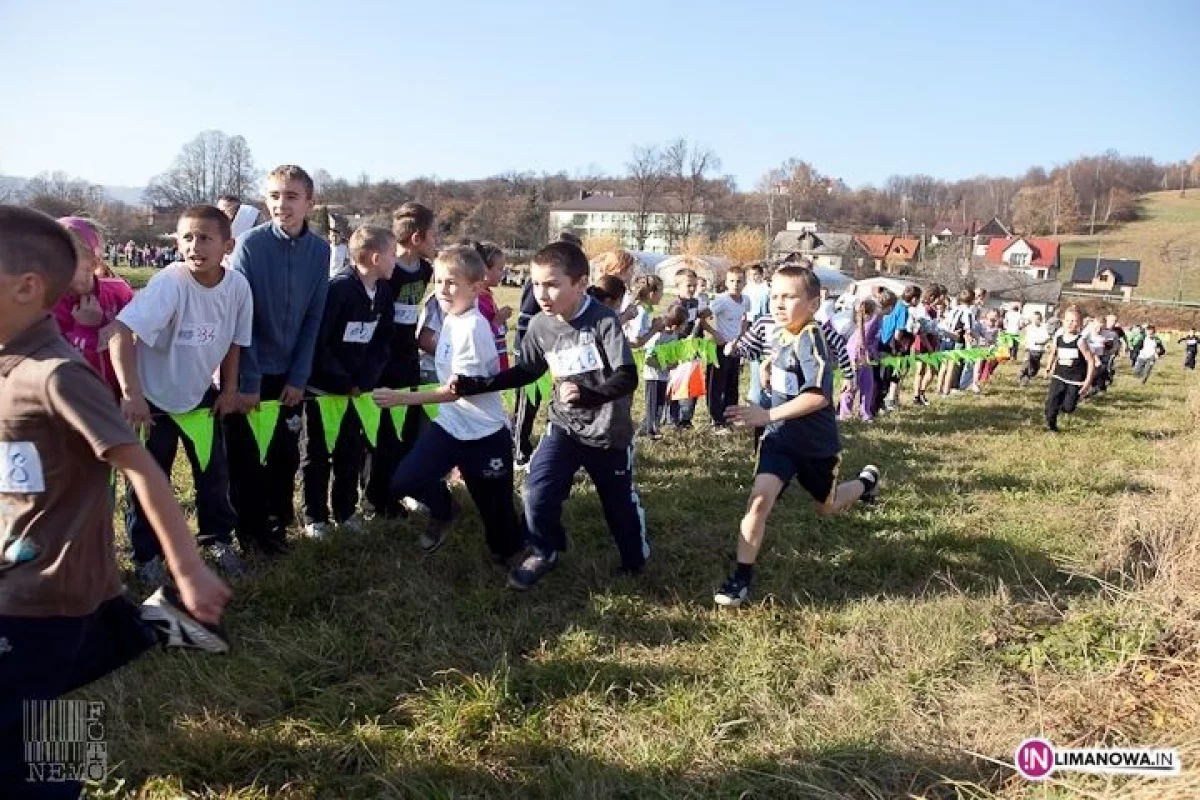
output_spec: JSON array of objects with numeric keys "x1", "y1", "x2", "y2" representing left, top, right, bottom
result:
[
  {"x1": 401, "y1": 497, "x2": 429, "y2": 515},
  {"x1": 141, "y1": 586, "x2": 229, "y2": 654},
  {"x1": 303, "y1": 521, "x2": 330, "y2": 539}
]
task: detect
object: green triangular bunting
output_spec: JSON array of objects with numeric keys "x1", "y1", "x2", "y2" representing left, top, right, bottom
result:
[
  {"x1": 246, "y1": 402, "x2": 281, "y2": 464},
  {"x1": 173, "y1": 409, "x2": 215, "y2": 472},
  {"x1": 417, "y1": 384, "x2": 440, "y2": 420},
  {"x1": 352, "y1": 394, "x2": 382, "y2": 447},
  {"x1": 315, "y1": 395, "x2": 349, "y2": 450},
  {"x1": 389, "y1": 405, "x2": 408, "y2": 434}
]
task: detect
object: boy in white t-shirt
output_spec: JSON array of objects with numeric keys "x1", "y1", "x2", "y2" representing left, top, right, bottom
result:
[
  {"x1": 705, "y1": 266, "x2": 750, "y2": 431},
  {"x1": 1019, "y1": 312, "x2": 1051, "y2": 386},
  {"x1": 373, "y1": 245, "x2": 521, "y2": 564},
  {"x1": 111, "y1": 205, "x2": 254, "y2": 585},
  {"x1": 1133, "y1": 325, "x2": 1166, "y2": 384}
]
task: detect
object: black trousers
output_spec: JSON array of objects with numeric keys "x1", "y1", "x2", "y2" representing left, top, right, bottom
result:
[
  {"x1": 1045, "y1": 378, "x2": 1082, "y2": 429},
  {"x1": 300, "y1": 398, "x2": 366, "y2": 525},
  {"x1": 126, "y1": 389, "x2": 236, "y2": 564},
  {"x1": 364, "y1": 400, "x2": 423, "y2": 518},
  {"x1": 224, "y1": 373, "x2": 303, "y2": 554},
  {"x1": 513, "y1": 384, "x2": 540, "y2": 461},
  {"x1": 1186, "y1": 349, "x2": 1196, "y2": 370},
  {"x1": 391, "y1": 424, "x2": 522, "y2": 560},
  {"x1": 706, "y1": 351, "x2": 740, "y2": 427},
  {"x1": 1021, "y1": 351, "x2": 1044, "y2": 380}
]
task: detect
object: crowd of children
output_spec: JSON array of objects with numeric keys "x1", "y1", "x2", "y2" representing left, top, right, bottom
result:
[{"x1": 3, "y1": 163, "x2": 1194, "y2": 796}]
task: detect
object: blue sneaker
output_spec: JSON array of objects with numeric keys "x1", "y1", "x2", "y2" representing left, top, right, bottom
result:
[{"x1": 508, "y1": 547, "x2": 559, "y2": 591}]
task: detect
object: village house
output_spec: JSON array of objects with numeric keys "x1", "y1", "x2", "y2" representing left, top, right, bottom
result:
[
  {"x1": 972, "y1": 216, "x2": 1013, "y2": 256},
  {"x1": 854, "y1": 234, "x2": 921, "y2": 274},
  {"x1": 1067, "y1": 257, "x2": 1141, "y2": 302},
  {"x1": 982, "y1": 236, "x2": 1061, "y2": 280},
  {"x1": 548, "y1": 192, "x2": 711, "y2": 254},
  {"x1": 771, "y1": 221, "x2": 857, "y2": 271}
]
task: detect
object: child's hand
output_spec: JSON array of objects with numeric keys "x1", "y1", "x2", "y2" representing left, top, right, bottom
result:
[
  {"x1": 173, "y1": 561, "x2": 231, "y2": 625},
  {"x1": 121, "y1": 393, "x2": 151, "y2": 430},
  {"x1": 71, "y1": 293, "x2": 104, "y2": 328},
  {"x1": 496, "y1": 306, "x2": 513, "y2": 325},
  {"x1": 723, "y1": 342, "x2": 735, "y2": 357},
  {"x1": 558, "y1": 381, "x2": 581, "y2": 405},
  {"x1": 726, "y1": 404, "x2": 770, "y2": 428},
  {"x1": 212, "y1": 391, "x2": 240, "y2": 417},
  {"x1": 237, "y1": 392, "x2": 261, "y2": 413},
  {"x1": 371, "y1": 388, "x2": 402, "y2": 408},
  {"x1": 280, "y1": 386, "x2": 305, "y2": 407},
  {"x1": 698, "y1": 308, "x2": 713, "y2": 320}
]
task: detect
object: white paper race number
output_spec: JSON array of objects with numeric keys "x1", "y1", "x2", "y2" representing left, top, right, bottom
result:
[
  {"x1": 0, "y1": 442, "x2": 45, "y2": 493},
  {"x1": 176, "y1": 323, "x2": 218, "y2": 347},
  {"x1": 343, "y1": 321, "x2": 379, "y2": 344},
  {"x1": 770, "y1": 366, "x2": 799, "y2": 396},
  {"x1": 546, "y1": 344, "x2": 603, "y2": 378},
  {"x1": 394, "y1": 303, "x2": 420, "y2": 326}
]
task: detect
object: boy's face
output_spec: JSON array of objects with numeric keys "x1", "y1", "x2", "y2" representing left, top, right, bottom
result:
[
  {"x1": 676, "y1": 277, "x2": 697, "y2": 298},
  {"x1": 725, "y1": 272, "x2": 745, "y2": 295},
  {"x1": 176, "y1": 217, "x2": 233, "y2": 275},
  {"x1": 485, "y1": 254, "x2": 505, "y2": 287},
  {"x1": 749, "y1": 268, "x2": 763, "y2": 284},
  {"x1": 1062, "y1": 312, "x2": 1080, "y2": 334},
  {"x1": 771, "y1": 275, "x2": 818, "y2": 331},
  {"x1": 433, "y1": 262, "x2": 480, "y2": 315},
  {"x1": 366, "y1": 243, "x2": 396, "y2": 281},
  {"x1": 1033, "y1": 313, "x2": 1043, "y2": 324},
  {"x1": 405, "y1": 228, "x2": 438, "y2": 260},
  {"x1": 531, "y1": 262, "x2": 586, "y2": 318},
  {"x1": 265, "y1": 178, "x2": 314, "y2": 236},
  {"x1": 699, "y1": 278, "x2": 709, "y2": 293}
]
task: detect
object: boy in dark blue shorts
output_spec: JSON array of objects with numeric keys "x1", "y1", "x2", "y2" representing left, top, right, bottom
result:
[{"x1": 717, "y1": 265, "x2": 881, "y2": 607}]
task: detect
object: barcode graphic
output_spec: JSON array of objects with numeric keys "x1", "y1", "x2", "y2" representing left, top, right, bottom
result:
[{"x1": 23, "y1": 700, "x2": 105, "y2": 764}]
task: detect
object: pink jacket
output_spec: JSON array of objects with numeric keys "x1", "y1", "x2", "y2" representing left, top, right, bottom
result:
[{"x1": 52, "y1": 277, "x2": 135, "y2": 391}]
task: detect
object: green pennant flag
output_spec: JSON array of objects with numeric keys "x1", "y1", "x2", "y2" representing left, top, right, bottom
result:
[
  {"x1": 352, "y1": 394, "x2": 382, "y2": 447},
  {"x1": 501, "y1": 389, "x2": 516, "y2": 412},
  {"x1": 246, "y1": 402, "x2": 281, "y2": 465},
  {"x1": 173, "y1": 409, "x2": 215, "y2": 472},
  {"x1": 389, "y1": 405, "x2": 408, "y2": 434},
  {"x1": 315, "y1": 395, "x2": 349, "y2": 450},
  {"x1": 416, "y1": 383, "x2": 441, "y2": 420},
  {"x1": 527, "y1": 371, "x2": 553, "y2": 405}
]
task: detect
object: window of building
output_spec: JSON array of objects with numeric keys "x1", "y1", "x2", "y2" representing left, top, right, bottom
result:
[
  {"x1": 1009, "y1": 252, "x2": 1029, "y2": 267},
  {"x1": 572, "y1": 213, "x2": 587, "y2": 226}
]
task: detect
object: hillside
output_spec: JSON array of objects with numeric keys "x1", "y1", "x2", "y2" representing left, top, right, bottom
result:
[{"x1": 1057, "y1": 191, "x2": 1200, "y2": 302}]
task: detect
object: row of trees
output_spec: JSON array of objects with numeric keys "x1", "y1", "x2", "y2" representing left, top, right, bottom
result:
[{"x1": 8, "y1": 129, "x2": 1200, "y2": 255}]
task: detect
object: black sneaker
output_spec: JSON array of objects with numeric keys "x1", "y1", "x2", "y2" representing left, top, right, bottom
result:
[
  {"x1": 859, "y1": 465, "x2": 881, "y2": 505},
  {"x1": 714, "y1": 574, "x2": 751, "y2": 607},
  {"x1": 419, "y1": 499, "x2": 461, "y2": 553},
  {"x1": 140, "y1": 586, "x2": 230, "y2": 654},
  {"x1": 508, "y1": 547, "x2": 559, "y2": 591}
]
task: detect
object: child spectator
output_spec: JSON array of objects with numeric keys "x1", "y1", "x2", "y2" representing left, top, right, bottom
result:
[
  {"x1": 1133, "y1": 325, "x2": 1166, "y2": 384},
  {"x1": 717, "y1": 266, "x2": 880, "y2": 607},
  {"x1": 588, "y1": 275, "x2": 627, "y2": 312},
  {"x1": 640, "y1": 305, "x2": 686, "y2": 439},
  {"x1": 623, "y1": 274, "x2": 665, "y2": 350},
  {"x1": 373, "y1": 245, "x2": 522, "y2": 563},
  {"x1": 696, "y1": 276, "x2": 711, "y2": 313},
  {"x1": 451, "y1": 242, "x2": 646, "y2": 590},
  {"x1": 1179, "y1": 327, "x2": 1198, "y2": 370},
  {"x1": 0, "y1": 207, "x2": 232, "y2": 796},
  {"x1": 478, "y1": 242, "x2": 512, "y2": 370},
  {"x1": 300, "y1": 226, "x2": 396, "y2": 538},
  {"x1": 52, "y1": 217, "x2": 134, "y2": 393},
  {"x1": 224, "y1": 166, "x2": 330, "y2": 556},
  {"x1": 971, "y1": 309, "x2": 1002, "y2": 392},
  {"x1": 111, "y1": 204, "x2": 253, "y2": 585},
  {"x1": 938, "y1": 289, "x2": 976, "y2": 396},
  {"x1": 743, "y1": 264, "x2": 772, "y2": 407},
  {"x1": 705, "y1": 266, "x2": 750, "y2": 432},
  {"x1": 667, "y1": 268, "x2": 706, "y2": 429},
  {"x1": 596, "y1": 249, "x2": 640, "y2": 325},
  {"x1": 839, "y1": 297, "x2": 880, "y2": 421},
  {"x1": 1019, "y1": 312, "x2": 1051, "y2": 386},
  {"x1": 1044, "y1": 307, "x2": 1096, "y2": 432}
]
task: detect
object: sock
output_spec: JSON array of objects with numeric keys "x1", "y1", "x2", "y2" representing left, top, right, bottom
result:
[
  {"x1": 859, "y1": 472, "x2": 877, "y2": 494},
  {"x1": 734, "y1": 562, "x2": 754, "y2": 582}
]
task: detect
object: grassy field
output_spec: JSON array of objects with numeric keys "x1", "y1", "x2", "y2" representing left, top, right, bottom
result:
[
  {"x1": 1057, "y1": 191, "x2": 1200, "y2": 301},
  {"x1": 76, "y1": 327, "x2": 1200, "y2": 798}
]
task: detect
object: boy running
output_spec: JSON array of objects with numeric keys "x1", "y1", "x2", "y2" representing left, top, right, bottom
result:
[{"x1": 1044, "y1": 307, "x2": 1096, "y2": 432}]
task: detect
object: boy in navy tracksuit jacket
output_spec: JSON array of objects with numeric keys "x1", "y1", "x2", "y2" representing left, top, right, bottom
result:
[
  {"x1": 300, "y1": 226, "x2": 396, "y2": 535},
  {"x1": 224, "y1": 166, "x2": 330, "y2": 555}
]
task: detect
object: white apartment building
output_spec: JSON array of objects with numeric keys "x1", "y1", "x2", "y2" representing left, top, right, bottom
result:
[{"x1": 548, "y1": 192, "x2": 710, "y2": 254}]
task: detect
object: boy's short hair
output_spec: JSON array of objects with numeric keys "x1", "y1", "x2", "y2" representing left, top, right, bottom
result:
[
  {"x1": 665, "y1": 305, "x2": 688, "y2": 327},
  {"x1": 217, "y1": 193, "x2": 241, "y2": 205},
  {"x1": 877, "y1": 288, "x2": 898, "y2": 310},
  {"x1": 957, "y1": 289, "x2": 974, "y2": 305},
  {"x1": 435, "y1": 243, "x2": 486, "y2": 283},
  {"x1": 349, "y1": 225, "x2": 396, "y2": 263},
  {"x1": 557, "y1": 230, "x2": 583, "y2": 247},
  {"x1": 674, "y1": 268, "x2": 698, "y2": 283},
  {"x1": 179, "y1": 204, "x2": 233, "y2": 241},
  {"x1": 393, "y1": 202, "x2": 435, "y2": 243},
  {"x1": 748, "y1": 263, "x2": 763, "y2": 275},
  {"x1": 532, "y1": 241, "x2": 589, "y2": 281},
  {"x1": 266, "y1": 165, "x2": 315, "y2": 198},
  {"x1": 727, "y1": 265, "x2": 745, "y2": 278},
  {"x1": 772, "y1": 265, "x2": 821, "y2": 299},
  {"x1": 0, "y1": 205, "x2": 78, "y2": 305},
  {"x1": 901, "y1": 285, "x2": 922, "y2": 303}
]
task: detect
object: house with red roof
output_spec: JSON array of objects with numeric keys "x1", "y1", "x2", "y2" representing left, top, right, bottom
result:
[
  {"x1": 982, "y1": 236, "x2": 1060, "y2": 281},
  {"x1": 853, "y1": 234, "x2": 921, "y2": 274}
]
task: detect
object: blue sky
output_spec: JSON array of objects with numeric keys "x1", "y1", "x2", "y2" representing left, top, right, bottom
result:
[{"x1": 1, "y1": 0, "x2": 1196, "y2": 192}]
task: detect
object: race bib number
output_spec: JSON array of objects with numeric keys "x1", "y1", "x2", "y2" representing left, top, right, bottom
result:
[
  {"x1": 770, "y1": 366, "x2": 799, "y2": 396},
  {"x1": 1058, "y1": 347, "x2": 1078, "y2": 365},
  {"x1": 688, "y1": 308, "x2": 698, "y2": 322},
  {"x1": 394, "y1": 303, "x2": 420, "y2": 325},
  {"x1": 0, "y1": 442, "x2": 45, "y2": 493},
  {"x1": 546, "y1": 343, "x2": 603, "y2": 378},
  {"x1": 343, "y1": 321, "x2": 378, "y2": 344},
  {"x1": 177, "y1": 323, "x2": 217, "y2": 347}
]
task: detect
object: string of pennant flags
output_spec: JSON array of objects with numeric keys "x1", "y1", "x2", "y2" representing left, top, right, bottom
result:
[
  {"x1": 156, "y1": 332, "x2": 1019, "y2": 474},
  {"x1": 158, "y1": 372, "x2": 555, "y2": 473}
]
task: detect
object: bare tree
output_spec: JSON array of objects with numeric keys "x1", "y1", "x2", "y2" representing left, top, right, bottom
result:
[
  {"x1": 21, "y1": 171, "x2": 104, "y2": 217},
  {"x1": 661, "y1": 139, "x2": 721, "y2": 252},
  {"x1": 627, "y1": 144, "x2": 668, "y2": 250},
  {"x1": 145, "y1": 131, "x2": 260, "y2": 207}
]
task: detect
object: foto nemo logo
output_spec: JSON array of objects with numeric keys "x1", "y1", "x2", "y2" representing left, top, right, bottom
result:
[{"x1": 1015, "y1": 738, "x2": 1055, "y2": 780}]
